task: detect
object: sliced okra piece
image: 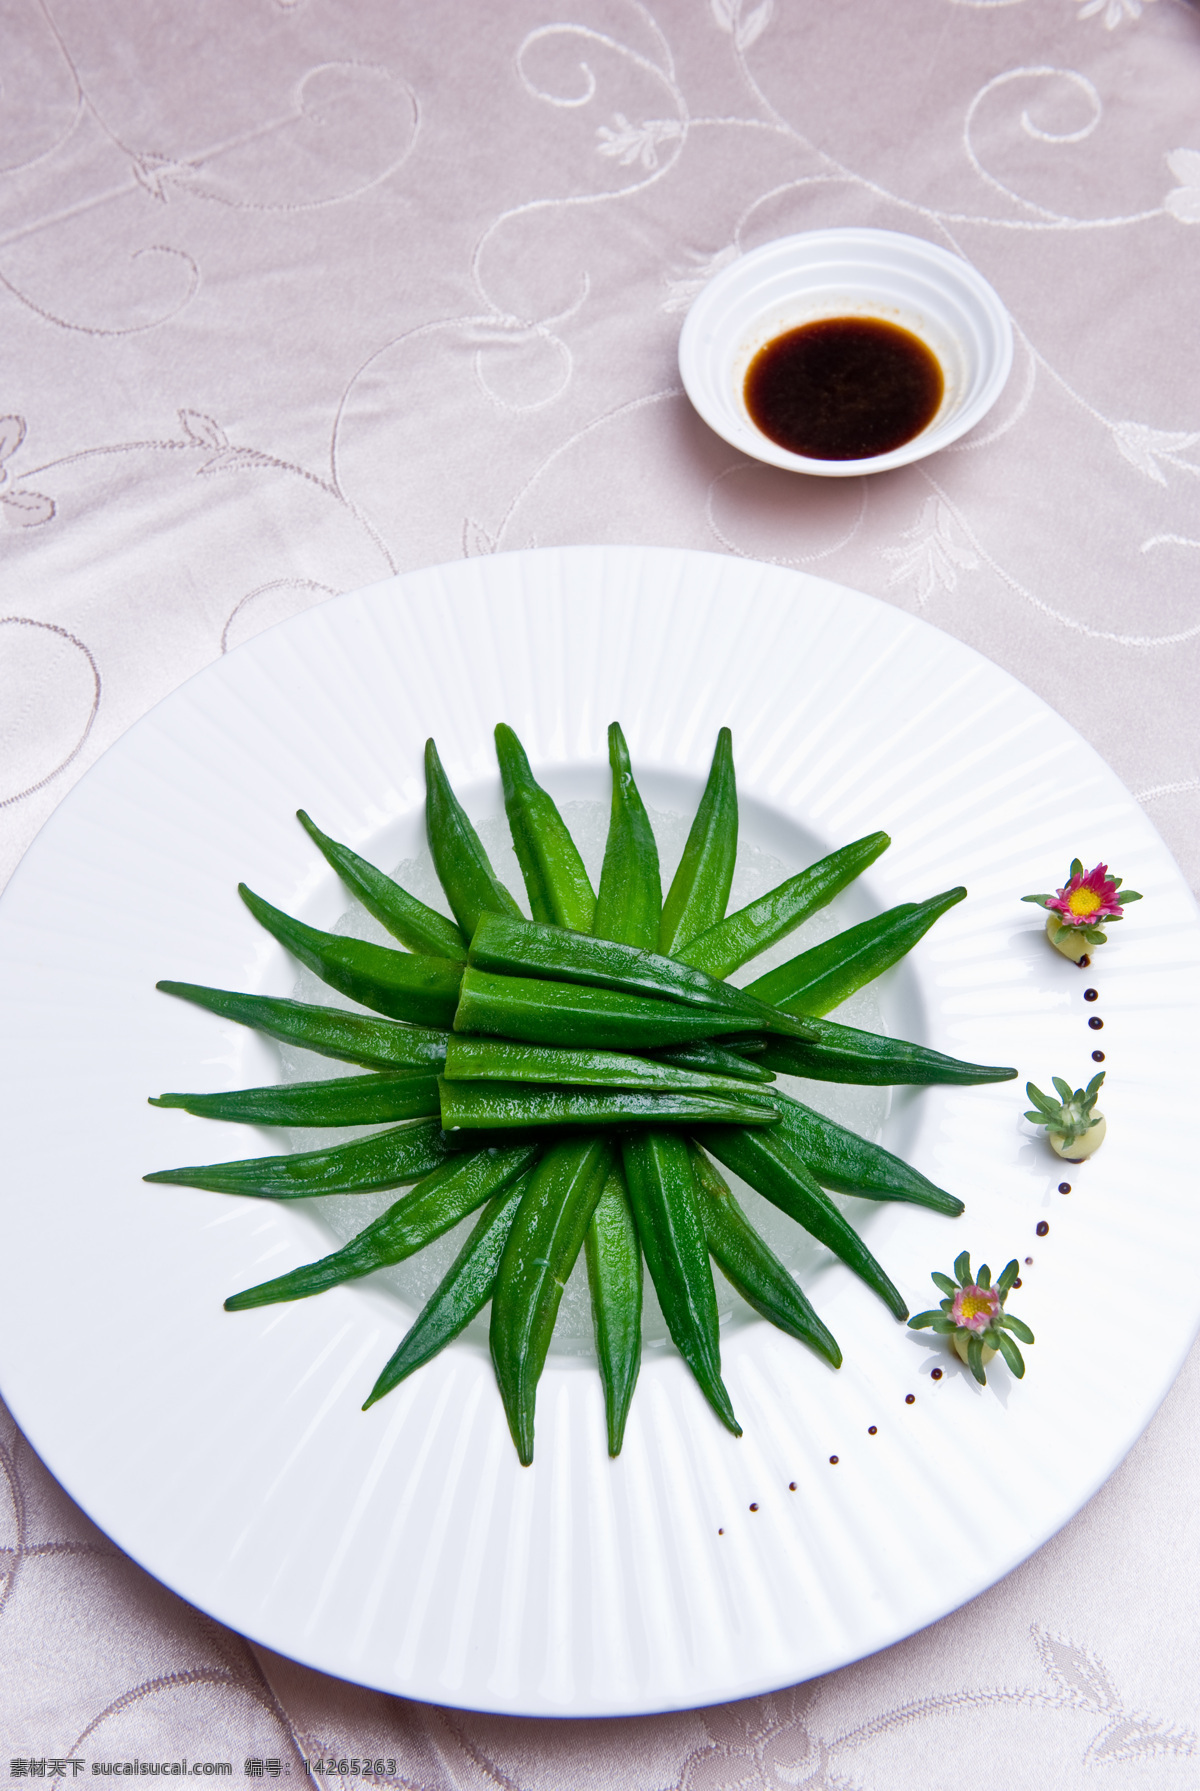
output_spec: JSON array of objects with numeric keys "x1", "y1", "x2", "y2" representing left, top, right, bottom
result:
[
  {"x1": 621, "y1": 1130, "x2": 741, "y2": 1437},
  {"x1": 677, "y1": 833, "x2": 890, "y2": 980},
  {"x1": 297, "y1": 810, "x2": 466, "y2": 960},
  {"x1": 239, "y1": 884, "x2": 463, "y2": 1028},
  {"x1": 491, "y1": 1135, "x2": 615, "y2": 1464},
  {"x1": 442, "y1": 1034, "x2": 775, "y2": 1096},
  {"x1": 454, "y1": 967, "x2": 808, "y2": 1051},
  {"x1": 468, "y1": 912, "x2": 817, "y2": 1038},
  {"x1": 425, "y1": 737, "x2": 523, "y2": 936},
  {"x1": 495, "y1": 723, "x2": 596, "y2": 932},
  {"x1": 770, "y1": 1092, "x2": 962, "y2": 1215},
  {"x1": 585, "y1": 1159, "x2": 643, "y2": 1457},
  {"x1": 437, "y1": 1077, "x2": 778, "y2": 1133},
  {"x1": 155, "y1": 981, "x2": 450, "y2": 1072},
  {"x1": 689, "y1": 1145, "x2": 841, "y2": 1369},
  {"x1": 224, "y1": 1142, "x2": 540, "y2": 1310},
  {"x1": 752, "y1": 1017, "x2": 1016, "y2": 1087},
  {"x1": 363, "y1": 1162, "x2": 539, "y2": 1407},
  {"x1": 144, "y1": 1116, "x2": 452, "y2": 1199},
  {"x1": 658, "y1": 727, "x2": 737, "y2": 957},
  {"x1": 746, "y1": 887, "x2": 966, "y2": 1017},
  {"x1": 593, "y1": 722, "x2": 661, "y2": 950},
  {"x1": 648, "y1": 1039, "x2": 774, "y2": 1084},
  {"x1": 696, "y1": 1124, "x2": 908, "y2": 1321},
  {"x1": 151, "y1": 1069, "x2": 442, "y2": 1128}
]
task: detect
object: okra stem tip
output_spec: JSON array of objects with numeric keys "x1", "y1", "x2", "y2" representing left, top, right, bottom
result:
[
  {"x1": 706, "y1": 1377, "x2": 743, "y2": 1437},
  {"x1": 362, "y1": 1369, "x2": 398, "y2": 1409}
]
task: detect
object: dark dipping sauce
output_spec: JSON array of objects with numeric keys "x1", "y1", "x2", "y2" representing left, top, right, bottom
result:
[{"x1": 745, "y1": 316, "x2": 944, "y2": 461}]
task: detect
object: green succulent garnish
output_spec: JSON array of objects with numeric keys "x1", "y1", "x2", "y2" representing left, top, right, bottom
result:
[
  {"x1": 908, "y1": 1250, "x2": 1033, "y2": 1385},
  {"x1": 1024, "y1": 1071, "x2": 1105, "y2": 1149}
]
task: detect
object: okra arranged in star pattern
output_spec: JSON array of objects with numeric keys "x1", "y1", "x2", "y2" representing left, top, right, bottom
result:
[{"x1": 149, "y1": 716, "x2": 1001, "y2": 1464}]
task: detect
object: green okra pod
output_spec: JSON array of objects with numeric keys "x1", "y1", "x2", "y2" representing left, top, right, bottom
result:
[
  {"x1": 648, "y1": 1039, "x2": 774, "y2": 1083},
  {"x1": 750, "y1": 1018, "x2": 1016, "y2": 1088},
  {"x1": 155, "y1": 982, "x2": 450, "y2": 1072},
  {"x1": 238, "y1": 884, "x2": 463, "y2": 1028},
  {"x1": 621, "y1": 1130, "x2": 741, "y2": 1436},
  {"x1": 442, "y1": 1035, "x2": 774, "y2": 1097},
  {"x1": 745, "y1": 887, "x2": 967, "y2": 1016},
  {"x1": 689, "y1": 1146, "x2": 841, "y2": 1369},
  {"x1": 454, "y1": 968, "x2": 807, "y2": 1051},
  {"x1": 593, "y1": 723, "x2": 661, "y2": 949},
  {"x1": 363, "y1": 1165, "x2": 537, "y2": 1407},
  {"x1": 144, "y1": 1117, "x2": 452, "y2": 1199},
  {"x1": 495, "y1": 724, "x2": 596, "y2": 932},
  {"x1": 150, "y1": 1067, "x2": 442, "y2": 1124},
  {"x1": 150, "y1": 1069, "x2": 442, "y2": 1128},
  {"x1": 468, "y1": 913, "x2": 817, "y2": 1038},
  {"x1": 424, "y1": 737, "x2": 523, "y2": 937},
  {"x1": 585, "y1": 1161, "x2": 642, "y2": 1456},
  {"x1": 438, "y1": 1077, "x2": 778, "y2": 1133},
  {"x1": 297, "y1": 810, "x2": 467, "y2": 961},
  {"x1": 658, "y1": 727, "x2": 737, "y2": 957},
  {"x1": 677, "y1": 833, "x2": 891, "y2": 980},
  {"x1": 696, "y1": 1124, "x2": 908, "y2": 1320},
  {"x1": 491, "y1": 1135, "x2": 615, "y2": 1464},
  {"x1": 770, "y1": 1092, "x2": 962, "y2": 1215},
  {"x1": 224, "y1": 1143, "x2": 540, "y2": 1310}
]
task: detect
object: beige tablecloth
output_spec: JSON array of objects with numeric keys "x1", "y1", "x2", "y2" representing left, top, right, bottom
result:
[{"x1": 3, "y1": 0, "x2": 1200, "y2": 1779}]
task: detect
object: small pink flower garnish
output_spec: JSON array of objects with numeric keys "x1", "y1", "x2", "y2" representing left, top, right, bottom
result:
[
  {"x1": 1045, "y1": 862, "x2": 1124, "y2": 929},
  {"x1": 1022, "y1": 860, "x2": 1140, "y2": 952},
  {"x1": 951, "y1": 1284, "x2": 1001, "y2": 1332},
  {"x1": 910, "y1": 1253, "x2": 1032, "y2": 1385}
]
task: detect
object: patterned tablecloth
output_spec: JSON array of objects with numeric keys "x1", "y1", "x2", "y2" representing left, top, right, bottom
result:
[{"x1": 3, "y1": 0, "x2": 1200, "y2": 1780}]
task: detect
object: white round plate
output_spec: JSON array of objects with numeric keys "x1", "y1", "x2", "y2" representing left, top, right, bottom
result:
[
  {"x1": 678, "y1": 228, "x2": 1013, "y2": 476},
  {"x1": 0, "y1": 546, "x2": 1196, "y2": 1717}
]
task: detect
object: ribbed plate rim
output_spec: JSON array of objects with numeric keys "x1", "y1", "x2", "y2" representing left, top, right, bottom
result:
[{"x1": 0, "y1": 545, "x2": 1196, "y2": 1717}]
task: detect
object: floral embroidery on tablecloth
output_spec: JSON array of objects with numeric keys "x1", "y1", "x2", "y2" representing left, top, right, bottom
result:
[
  {"x1": 596, "y1": 112, "x2": 684, "y2": 169},
  {"x1": 665, "y1": 1629, "x2": 1196, "y2": 1789},
  {"x1": 883, "y1": 496, "x2": 980, "y2": 605},
  {"x1": 710, "y1": 0, "x2": 776, "y2": 51},
  {"x1": 1111, "y1": 420, "x2": 1200, "y2": 485},
  {"x1": 0, "y1": 417, "x2": 55, "y2": 527},
  {"x1": 677, "y1": 1688, "x2": 834, "y2": 1789},
  {"x1": 1074, "y1": 0, "x2": 1156, "y2": 27},
  {"x1": 1034, "y1": 1630, "x2": 1196, "y2": 1764},
  {"x1": 662, "y1": 245, "x2": 740, "y2": 313}
]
